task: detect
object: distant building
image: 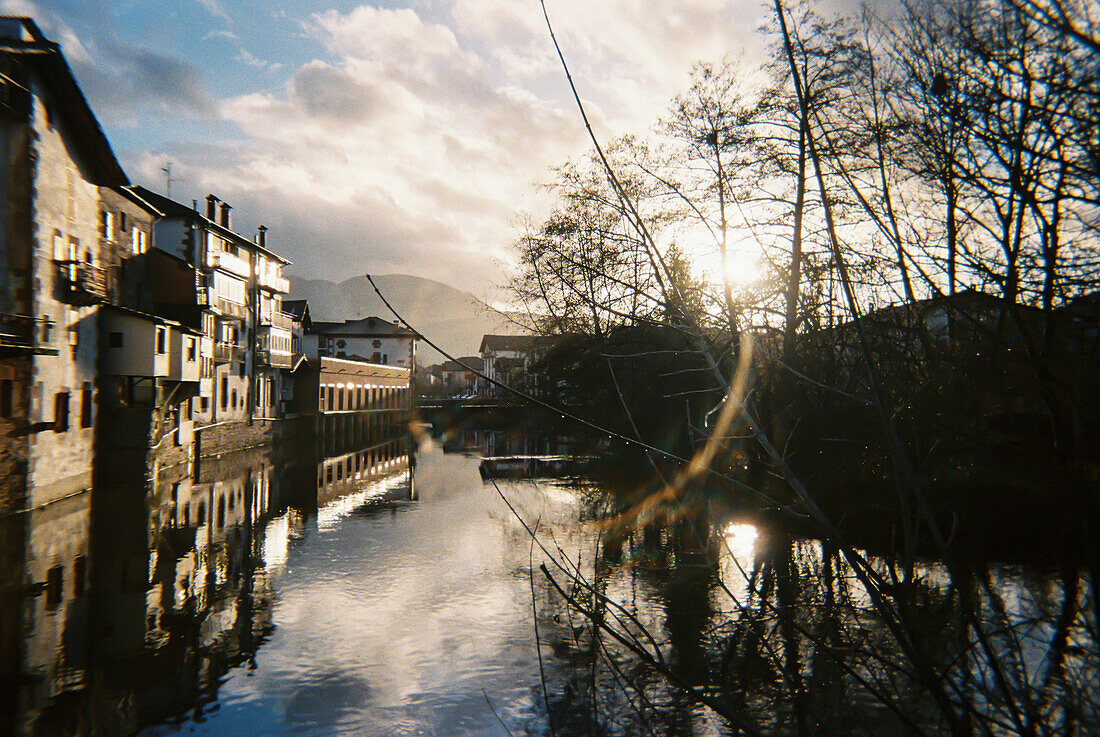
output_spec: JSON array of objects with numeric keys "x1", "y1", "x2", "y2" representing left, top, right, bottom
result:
[
  {"x1": 439, "y1": 356, "x2": 483, "y2": 395},
  {"x1": 479, "y1": 334, "x2": 547, "y2": 395},
  {"x1": 306, "y1": 316, "x2": 418, "y2": 369}
]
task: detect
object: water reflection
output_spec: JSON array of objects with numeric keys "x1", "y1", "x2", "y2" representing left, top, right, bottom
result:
[
  {"x1": 3, "y1": 424, "x2": 414, "y2": 737},
  {"x1": 4, "y1": 426, "x2": 1096, "y2": 736}
]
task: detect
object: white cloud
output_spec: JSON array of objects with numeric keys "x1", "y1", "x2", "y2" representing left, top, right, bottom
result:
[{"x1": 195, "y1": 0, "x2": 231, "y2": 23}]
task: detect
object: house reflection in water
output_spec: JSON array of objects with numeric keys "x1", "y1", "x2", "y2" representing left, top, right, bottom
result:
[{"x1": 1, "y1": 431, "x2": 414, "y2": 737}]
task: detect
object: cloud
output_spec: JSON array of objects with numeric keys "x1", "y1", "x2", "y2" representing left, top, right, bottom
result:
[
  {"x1": 235, "y1": 48, "x2": 282, "y2": 71},
  {"x1": 71, "y1": 39, "x2": 217, "y2": 122},
  {"x1": 195, "y1": 0, "x2": 231, "y2": 23},
  {"x1": 202, "y1": 29, "x2": 239, "y2": 41}
]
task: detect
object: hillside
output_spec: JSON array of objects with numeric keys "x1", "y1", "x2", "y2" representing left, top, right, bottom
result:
[{"x1": 288, "y1": 273, "x2": 521, "y2": 365}]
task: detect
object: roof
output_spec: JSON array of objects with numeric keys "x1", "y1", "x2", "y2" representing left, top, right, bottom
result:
[
  {"x1": 309, "y1": 316, "x2": 418, "y2": 337},
  {"x1": 130, "y1": 186, "x2": 293, "y2": 265},
  {"x1": 0, "y1": 17, "x2": 127, "y2": 186},
  {"x1": 111, "y1": 185, "x2": 165, "y2": 216},
  {"x1": 283, "y1": 299, "x2": 311, "y2": 322},
  {"x1": 479, "y1": 334, "x2": 544, "y2": 353},
  {"x1": 440, "y1": 357, "x2": 483, "y2": 372},
  {"x1": 101, "y1": 304, "x2": 203, "y2": 335}
]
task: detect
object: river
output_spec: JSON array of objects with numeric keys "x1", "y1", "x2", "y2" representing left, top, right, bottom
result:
[{"x1": 4, "y1": 427, "x2": 1096, "y2": 736}]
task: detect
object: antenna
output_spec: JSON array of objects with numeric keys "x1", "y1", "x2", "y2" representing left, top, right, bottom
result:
[{"x1": 161, "y1": 162, "x2": 182, "y2": 199}]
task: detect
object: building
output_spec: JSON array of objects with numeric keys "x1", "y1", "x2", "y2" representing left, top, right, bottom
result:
[
  {"x1": 129, "y1": 187, "x2": 295, "y2": 425},
  {"x1": 306, "y1": 316, "x2": 417, "y2": 369},
  {"x1": 0, "y1": 17, "x2": 129, "y2": 508},
  {"x1": 478, "y1": 334, "x2": 546, "y2": 396},
  {"x1": 438, "y1": 356, "x2": 483, "y2": 395}
]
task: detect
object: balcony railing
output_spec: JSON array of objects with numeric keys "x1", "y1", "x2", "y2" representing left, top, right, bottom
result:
[
  {"x1": 258, "y1": 348, "x2": 293, "y2": 369},
  {"x1": 0, "y1": 313, "x2": 56, "y2": 355},
  {"x1": 212, "y1": 342, "x2": 244, "y2": 363},
  {"x1": 258, "y1": 270, "x2": 290, "y2": 293},
  {"x1": 259, "y1": 310, "x2": 295, "y2": 331},
  {"x1": 55, "y1": 261, "x2": 107, "y2": 305},
  {"x1": 206, "y1": 250, "x2": 251, "y2": 279}
]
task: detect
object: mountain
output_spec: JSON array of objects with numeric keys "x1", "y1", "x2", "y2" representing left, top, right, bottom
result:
[{"x1": 287, "y1": 273, "x2": 520, "y2": 365}]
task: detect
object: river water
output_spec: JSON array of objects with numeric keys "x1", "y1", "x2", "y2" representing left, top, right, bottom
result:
[{"x1": 5, "y1": 427, "x2": 1096, "y2": 736}]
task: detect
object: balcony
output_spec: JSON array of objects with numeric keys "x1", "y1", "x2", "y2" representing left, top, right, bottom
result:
[
  {"x1": 259, "y1": 310, "x2": 295, "y2": 331},
  {"x1": 212, "y1": 342, "x2": 244, "y2": 363},
  {"x1": 0, "y1": 313, "x2": 57, "y2": 355},
  {"x1": 258, "y1": 270, "x2": 290, "y2": 293},
  {"x1": 55, "y1": 261, "x2": 107, "y2": 305},
  {"x1": 258, "y1": 348, "x2": 293, "y2": 369},
  {"x1": 206, "y1": 249, "x2": 251, "y2": 279}
]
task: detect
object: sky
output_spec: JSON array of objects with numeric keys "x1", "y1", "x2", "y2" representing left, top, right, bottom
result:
[{"x1": 7, "y1": 0, "x2": 772, "y2": 300}]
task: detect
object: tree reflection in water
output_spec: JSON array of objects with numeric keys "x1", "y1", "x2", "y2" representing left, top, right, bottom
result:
[{"x1": 518, "y1": 459, "x2": 1099, "y2": 737}]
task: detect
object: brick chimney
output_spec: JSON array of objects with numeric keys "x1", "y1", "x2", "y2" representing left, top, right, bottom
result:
[
  {"x1": 205, "y1": 194, "x2": 219, "y2": 220},
  {"x1": 219, "y1": 202, "x2": 232, "y2": 229}
]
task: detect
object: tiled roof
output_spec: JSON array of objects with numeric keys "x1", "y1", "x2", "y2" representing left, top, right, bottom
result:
[{"x1": 312, "y1": 316, "x2": 417, "y2": 337}]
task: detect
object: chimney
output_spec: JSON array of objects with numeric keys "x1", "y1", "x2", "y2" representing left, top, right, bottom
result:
[
  {"x1": 219, "y1": 202, "x2": 232, "y2": 229},
  {"x1": 205, "y1": 194, "x2": 219, "y2": 220},
  {"x1": 256, "y1": 225, "x2": 267, "y2": 249}
]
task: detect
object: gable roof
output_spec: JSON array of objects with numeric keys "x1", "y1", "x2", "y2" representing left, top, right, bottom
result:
[
  {"x1": 0, "y1": 17, "x2": 127, "y2": 186},
  {"x1": 309, "y1": 316, "x2": 418, "y2": 337},
  {"x1": 282, "y1": 299, "x2": 311, "y2": 322}
]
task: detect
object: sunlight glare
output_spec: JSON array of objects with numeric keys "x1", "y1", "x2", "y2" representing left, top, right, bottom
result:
[
  {"x1": 724, "y1": 246, "x2": 761, "y2": 287},
  {"x1": 723, "y1": 522, "x2": 759, "y2": 558}
]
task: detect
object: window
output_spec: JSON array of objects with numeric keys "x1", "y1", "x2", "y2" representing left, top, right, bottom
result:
[
  {"x1": 79, "y1": 382, "x2": 92, "y2": 428},
  {"x1": 132, "y1": 227, "x2": 147, "y2": 255},
  {"x1": 220, "y1": 377, "x2": 228, "y2": 410},
  {"x1": 0, "y1": 379, "x2": 12, "y2": 418},
  {"x1": 119, "y1": 211, "x2": 128, "y2": 232},
  {"x1": 231, "y1": 389, "x2": 237, "y2": 408},
  {"x1": 109, "y1": 331, "x2": 123, "y2": 348},
  {"x1": 155, "y1": 326, "x2": 167, "y2": 354},
  {"x1": 186, "y1": 338, "x2": 197, "y2": 362},
  {"x1": 73, "y1": 556, "x2": 86, "y2": 598},
  {"x1": 99, "y1": 211, "x2": 113, "y2": 240},
  {"x1": 46, "y1": 565, "x2": 63, "y2": 609},
  {"x1": 382, "y1": 354, "x2": 388, "y2": 365},
  {"x1": 54, "y1": 391, "x2": 69, "y2": 432},
  {"x1": 319, "y1": 387, "x2": 326, "y2": 410}
]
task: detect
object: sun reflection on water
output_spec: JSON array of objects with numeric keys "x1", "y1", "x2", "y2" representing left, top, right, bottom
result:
[{"x1": 723, "y1": 522, "x2": 759, "y2": 558}]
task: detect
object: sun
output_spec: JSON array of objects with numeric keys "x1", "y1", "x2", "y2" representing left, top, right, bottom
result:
[{"x1": 723, "y1": 245, "x2": 762, "y2": 287}]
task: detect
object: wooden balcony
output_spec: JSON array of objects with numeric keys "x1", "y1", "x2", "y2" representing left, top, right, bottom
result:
[
  {"x1": 0, "y1": 313, "x2": 57, "y2": 355},
  {"x1": 55, "y1": 261, "x2": 107, "y2": 305}
]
